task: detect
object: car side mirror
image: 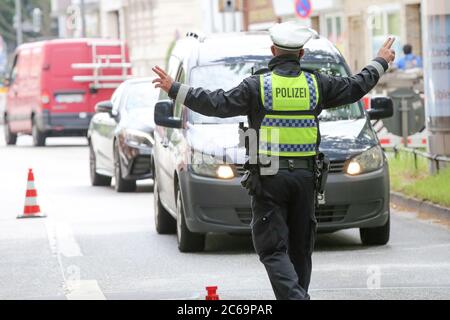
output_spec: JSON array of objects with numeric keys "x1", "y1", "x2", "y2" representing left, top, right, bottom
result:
[
  {"x1": 368, "y1": 97, "x2": 393, "y2": 120},
  {"x1": 154, "y1": 100, "x2": 182, "y2": 128},
  {"x1": 95, "y1": 100, "x2": 113, "y2": 114}
]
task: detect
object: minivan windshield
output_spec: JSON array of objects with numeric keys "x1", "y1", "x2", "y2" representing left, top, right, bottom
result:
[{"x1": 189, "y1": 59, "x2": 364, "y2": 124}]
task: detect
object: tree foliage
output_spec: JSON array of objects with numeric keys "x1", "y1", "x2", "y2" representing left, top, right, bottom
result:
[{"x1": 0, "y1": 0, "x2": 53, "y2": 51}]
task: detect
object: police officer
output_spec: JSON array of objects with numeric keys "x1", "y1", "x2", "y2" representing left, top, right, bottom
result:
[{"x1": 153, "y1": 21, "x2": 396, "y2": 300}]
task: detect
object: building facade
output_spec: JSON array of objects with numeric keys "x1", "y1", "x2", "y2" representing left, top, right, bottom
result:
[
  {"x1": 99, "y1": 0, "x2": 246, "y2": 76},
  {"x1": 51, "y1": 0, "x2": 101, "y2": 38},
  {"x1": 270, "y1": 0, "x2": 422, "y2": 73}
]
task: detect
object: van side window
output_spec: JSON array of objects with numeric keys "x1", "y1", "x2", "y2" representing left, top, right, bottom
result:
[{"x1": 173, "y1": 67, "x2": 186, "y2": 119}]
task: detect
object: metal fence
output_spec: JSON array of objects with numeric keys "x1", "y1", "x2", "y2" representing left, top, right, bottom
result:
[{"x1": 392, "y1": 146, "x2": 450, "y2": 173}]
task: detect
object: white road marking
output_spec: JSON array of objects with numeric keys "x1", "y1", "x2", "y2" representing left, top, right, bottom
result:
[
  {"x1": 45, "y1": 219, "x2": 82, "y2": 257},
  {"x1": 65, "y1": 280, "x2": 106, "y2": 300},
  {"x1": 45, "y1": 219, "x2": 106, "y2": 300}
]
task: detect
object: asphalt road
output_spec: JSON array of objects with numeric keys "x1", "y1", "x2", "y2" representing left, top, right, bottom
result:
[{"x1": 1, "y1": 130, "x2": 450, "y2": 300}]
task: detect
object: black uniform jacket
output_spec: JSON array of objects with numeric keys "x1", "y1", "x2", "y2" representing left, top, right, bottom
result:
[{"x1": 168, "y1": 54, "x2": 388, "y2": 130}]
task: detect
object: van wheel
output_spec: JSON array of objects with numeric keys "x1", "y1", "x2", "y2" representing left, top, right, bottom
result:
[
  {"x1": 32, "y1": 120, "x2": 46, "y2": 147},
  {"x1": 154, "y1": 176, "x2": 176, "y2": 234},
  {"x1": 176, "y1": 187, "x2": 205, "y2": 252},
  {"x1": 89, "y1": 143, "x2": 111, "y2": 186},
  {"x1": 360, "y1": 215, "x2": 390, "y2": 246},
  {"x1": 114, "y1": 142, "x2": 136, "y2": 192},
  {"x1": 4, "y1": 118, "x2": 17, "y2": 145}
]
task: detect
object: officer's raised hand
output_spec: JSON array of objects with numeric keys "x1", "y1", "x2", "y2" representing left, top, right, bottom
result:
[
  {"x1": 152, "y1": 66, "x2": 173, "y2": 93},
  {"x1": 377, "y1": 37, "x2": 396, "y2": 64}
]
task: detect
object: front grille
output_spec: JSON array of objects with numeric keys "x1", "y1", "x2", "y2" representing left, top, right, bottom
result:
[
  {"x1": 235, "y1": 208, "x2": 252, "y2": 225},
  {"x1": 315, "y1": 205, "x2": 349, "y2": 223},
  {"x1": 132, "y1": 156, "x2": 151, "y2": 175},
  {"x1": 235, "y1": 206, "x2": 348, "y2": 226},
  {"x1": 234, "y1": 164, "x2": 247, "y2": 176},
  {"x1": 329, "y1": 160, "x2": 346, "y2": 173},
  {"x1": 236, "y1": 160, "x2": 346, "y2": 175}
]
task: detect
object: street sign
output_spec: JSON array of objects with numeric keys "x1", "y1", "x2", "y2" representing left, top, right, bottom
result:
[{"x1": 295, "y1": 0, "x2": 312, "y2": 19}]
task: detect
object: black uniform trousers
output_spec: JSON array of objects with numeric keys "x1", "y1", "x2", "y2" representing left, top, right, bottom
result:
[{"x1": 251, "y1": 168, "x2": 317, "y2": 300}]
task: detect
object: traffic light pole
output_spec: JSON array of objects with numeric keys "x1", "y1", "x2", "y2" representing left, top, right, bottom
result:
[
  {"x1": 80, "y1": 0, "x2": 87, "y2": 37},
  {"x1": 15, "y1": 0, "x2": 23, "y2": 45}
]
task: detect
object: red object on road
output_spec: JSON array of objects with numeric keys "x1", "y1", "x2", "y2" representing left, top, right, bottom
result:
[
  {"x1": 205, "y1": 286, "x2": 219, "y2": 300},
  {"x1": 18, "y1": 169, "x2": 46, "y2": 219}
]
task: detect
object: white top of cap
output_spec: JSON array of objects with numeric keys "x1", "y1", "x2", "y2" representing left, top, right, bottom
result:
[{"x1": 269, "y1": 21, "x2": 313, "y2": 51}]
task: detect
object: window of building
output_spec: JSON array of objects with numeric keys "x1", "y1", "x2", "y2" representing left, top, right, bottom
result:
[
  {"x1": 323, "y1": 13, "x2": 344, "y2": 53},
  {"x1": 369, "y1": 5, "x2": 402, "y2": 59}
]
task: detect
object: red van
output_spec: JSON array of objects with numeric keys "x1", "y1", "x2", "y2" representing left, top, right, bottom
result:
[{"x1": 4, "y1": 38, "x2": 131, "y2": 146}]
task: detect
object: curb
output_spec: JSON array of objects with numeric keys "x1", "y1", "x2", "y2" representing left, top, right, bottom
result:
[{"x1": 390, "y1": 191, "x2": 450, "y2": 219}]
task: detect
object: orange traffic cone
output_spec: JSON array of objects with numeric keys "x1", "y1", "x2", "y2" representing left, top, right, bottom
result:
[{"x1": 17, "y1": 169, "x2": 46, "y2": 219}]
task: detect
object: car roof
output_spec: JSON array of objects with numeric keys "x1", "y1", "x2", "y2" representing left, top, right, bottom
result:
[
  {"x1": 123, "y1": 77, "x2": 155, "y2": 85},
  {"x1": 174, "y1": 31, "x2": 342, "y2": 66}
]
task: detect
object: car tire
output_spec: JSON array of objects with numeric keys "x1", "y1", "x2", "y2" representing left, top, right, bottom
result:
[
  {"x1": 176, "y1": 187, "x2": 205, "y2": 252},
  {"x1": 32, "y1": 119, "x2": 46, "y2": 147},
  {"x1": 4, "y1": 117, "x2": 17, "y2": 146},
  {"x1": 154, "y1": 176, "x2": 176, "y2": 234},
  {"x1": 114, "y1": 142, "x2": 136, "y2": 192},
  {"x1": 89, "y1": 143, "x2": 111, "y2": 186},
  {"x1": 360, "y1": 215, "x2": 390, "y2": 246}
]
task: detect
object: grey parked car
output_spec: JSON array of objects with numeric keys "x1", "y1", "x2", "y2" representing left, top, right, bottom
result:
[
  {"x1": 88, "y1": 78, "x2": 159, "y2": 192},
  {"x1": 152, "y1": 32, "x2": 393, "y2": 252}
]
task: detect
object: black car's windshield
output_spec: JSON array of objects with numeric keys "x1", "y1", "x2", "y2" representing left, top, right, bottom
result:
[
  {"x1": 189, "y1": 59, "x2": 364, "y2": 124},
  {"x1": 125, "y1": 82, "x2": 159, "y2": 111}
]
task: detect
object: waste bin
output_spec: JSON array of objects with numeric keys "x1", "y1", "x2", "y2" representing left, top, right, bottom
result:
[{"x1": 384, "y1": 88, "x2": 425, "y2": 140}]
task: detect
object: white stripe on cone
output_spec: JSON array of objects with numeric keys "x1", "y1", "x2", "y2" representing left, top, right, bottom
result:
[{"x1": 25, "y1": 197, "x2": 39, "y2": 206}]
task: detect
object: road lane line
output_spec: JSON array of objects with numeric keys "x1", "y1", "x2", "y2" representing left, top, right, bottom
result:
[
  {"x1": 65, "y1": 280, "x2": 106, "y2": 300},
  {"x1": 45, "y1": 219, "x2": 106, "y2": 300},
  {"x1": 45, "y1": 219, "x2": 82, "y2": 257}
]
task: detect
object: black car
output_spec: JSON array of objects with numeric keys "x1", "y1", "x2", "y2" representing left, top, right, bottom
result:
[
  {"x1": 88, "y1": 78, "x2": 159, "y2": 192},
  {"x1": 153, "y1": 32, "x2": 393, "y2": 252}
]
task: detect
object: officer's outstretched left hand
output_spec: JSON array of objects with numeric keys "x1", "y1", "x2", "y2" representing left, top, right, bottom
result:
[{"x1": 152, "y1": 66, "x2": 174, "y2": 93}]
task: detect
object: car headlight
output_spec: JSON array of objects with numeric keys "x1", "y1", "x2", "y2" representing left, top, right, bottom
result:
[
  {"x1": 123, "y1": 129, "x2": 154, "y2": 148},
  {"x1": 190, "y1": 151, "x2": 235, "y2": 179},
  {"x1": 346, "y1": 145, "x2": 384, "y2": 176}
]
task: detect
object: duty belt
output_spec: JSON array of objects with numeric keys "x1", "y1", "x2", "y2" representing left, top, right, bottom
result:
[{"x1": 276, "y1": 158, "x2": 315, "y2": 171}]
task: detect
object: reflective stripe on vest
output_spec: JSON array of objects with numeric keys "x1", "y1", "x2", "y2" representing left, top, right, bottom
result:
[{"x1": 259, "y1": 72, "x2": 320, "y2": 158}]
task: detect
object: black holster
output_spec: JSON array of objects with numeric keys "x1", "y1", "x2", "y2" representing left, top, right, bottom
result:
[{"x1": 240, "y1": 162, "x2": 263, "y2": 197}]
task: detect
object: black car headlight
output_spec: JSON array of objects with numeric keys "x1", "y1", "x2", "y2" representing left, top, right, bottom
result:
[
  {"x1": 190, "y1": 151, "x2": 235, "y2": 179},
  {"x1": 346, "y1": 145, "x2": 384, "y2": 176},
  {"x1": 123, "y1": 129, "x2": 153, "y2": 148}
]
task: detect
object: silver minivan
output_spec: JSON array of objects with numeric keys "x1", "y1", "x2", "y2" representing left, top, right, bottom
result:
[{"x1": 153, "y1": 32, "x2": 393, "y2": 252}]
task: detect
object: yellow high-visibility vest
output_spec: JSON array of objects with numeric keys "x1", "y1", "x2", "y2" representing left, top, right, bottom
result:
[{"x1": 259, "y1": 71, "x2": 320, "y2": 157}]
